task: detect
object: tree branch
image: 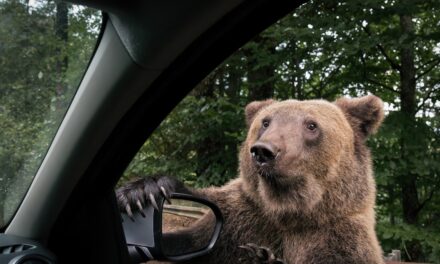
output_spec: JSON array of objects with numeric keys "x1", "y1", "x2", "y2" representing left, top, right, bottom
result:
[
  {"x1": 416, "y1": 84, "x2": 437, "y2": 113},
  {"x1": 416, "y1": 58, "x2": 440, "y2": 80},
  {"x1": 416, "y1": 188, "x2": 436, "y2": 215},
  {"x1": 366, "y1": 78, "x2": 399, "y2": 94},
  {"x1": 377, "y1": 44, "x2": 402, "y2": 71},
  {"x1": 360, "y1": 51, "x2": 399, "y2": 94},
  {"x1": 416, "y1": 79, "x2": 440, "y2": 113},
  {"x1": 361, "y1": 24, "x2": 402, "y2": 72},
  {"x1": 323, "y1": 65, "x2": 342, "y2": 88}
]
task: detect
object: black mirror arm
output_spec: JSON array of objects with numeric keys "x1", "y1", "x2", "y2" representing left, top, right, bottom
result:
[
  {"x1": 122, "y1": 203, "x2": 160, "y2": 263},
  {"x1": 127, "y1": 245, "x2": 154, "y2": 264},
  {"x1": 157, "y1": 193, "x2": 223, "y2": 262},
  {"x1": 122, "y1": 192, "x2": 223, "y2": 263}
]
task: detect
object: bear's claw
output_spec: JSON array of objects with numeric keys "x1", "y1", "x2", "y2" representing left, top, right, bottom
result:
[
  {"x1": 116, "y1": 175, "x2": 188, "y2": 217},
  {"x1": 239, "y1": 243, "x2": 284, "y2": 264},
  {"x1": 149, "y1": 192, "x2": 159, "y2": 211},
  {"x1": 160, "y1": 186, "x2": 172, "y2": 204}
]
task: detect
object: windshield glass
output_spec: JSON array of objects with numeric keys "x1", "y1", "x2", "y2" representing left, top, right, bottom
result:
[{"x1": 0, "y1": 0, "x2": 101, "y2": 228}]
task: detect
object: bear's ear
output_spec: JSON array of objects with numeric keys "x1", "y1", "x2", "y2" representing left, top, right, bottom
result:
[
  {"x1": 245, "y1": 99, "x2": 276, "y2": 128},
  {"x1": 334, "y1": 95, "x2": 384, "y2": 139}
]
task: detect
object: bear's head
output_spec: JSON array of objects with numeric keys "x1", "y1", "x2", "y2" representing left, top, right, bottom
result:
[{"x1": 239, "y1": 95, "x2": 384, "y2": 219}]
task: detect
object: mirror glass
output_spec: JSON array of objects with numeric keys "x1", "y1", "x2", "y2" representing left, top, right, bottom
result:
[{"x1": 161, "y1": 198, "x2": 216, "y2": 256}]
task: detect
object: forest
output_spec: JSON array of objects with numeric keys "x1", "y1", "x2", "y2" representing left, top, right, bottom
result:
[
  {"x1": 1, "y1": 0, "x2": 440, "y2": 262},
  {"x1": 0, "y1": 0, "x2": 100, "y2": 228}
]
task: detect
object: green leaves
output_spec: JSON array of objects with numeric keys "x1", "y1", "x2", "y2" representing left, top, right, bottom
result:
[
  {"x1": 377, "y1": 222, "x2": 440, "y2": 263},
  {"x1": 0, "y1": 1, "x2": 100, "y2": 226},
  {"x1": 123, "y1": 96, "x2": 245, "y2": 187}
]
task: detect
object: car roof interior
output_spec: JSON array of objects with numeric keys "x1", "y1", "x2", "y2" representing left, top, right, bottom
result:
[{"x1": 3, "y1": 0, "x2": 306, "y2": 263}]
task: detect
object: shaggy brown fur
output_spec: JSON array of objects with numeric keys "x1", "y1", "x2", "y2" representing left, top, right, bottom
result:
[{"x1": 117, "y1": 95, "x2": 385, "y2": 264}]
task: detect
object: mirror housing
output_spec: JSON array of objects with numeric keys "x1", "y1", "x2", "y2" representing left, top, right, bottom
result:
[{"x1": 121, "y1": 193, "x2": 223, "y2": 263}]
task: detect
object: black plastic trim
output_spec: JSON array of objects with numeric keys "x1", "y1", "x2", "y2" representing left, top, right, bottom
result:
[
  {"x1": 122, "y1": 193, "x2": 223, "y2": 263},
  {"x1": 159, "y1": 193, "x2": 223, "y2": 262},
  {"x1": 0, "y1": 235, "x2": 56, "y2": 264}
]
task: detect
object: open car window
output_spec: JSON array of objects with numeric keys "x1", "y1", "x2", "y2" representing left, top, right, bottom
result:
[
  {"x1": 0, "y1": 0, "x2": 101, "y2": 228},
  {"x1": 119, "y1": 0, "x2": 440, "y2": 263}
]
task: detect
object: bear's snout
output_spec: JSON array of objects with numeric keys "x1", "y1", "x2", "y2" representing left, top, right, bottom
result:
[{"x1": 250, "y1": 142, "x2": 277, "y2": 165}]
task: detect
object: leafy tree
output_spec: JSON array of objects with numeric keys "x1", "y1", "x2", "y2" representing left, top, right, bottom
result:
[{"x1": 0, "y1": 0, "x2": 100, "y2": 226}]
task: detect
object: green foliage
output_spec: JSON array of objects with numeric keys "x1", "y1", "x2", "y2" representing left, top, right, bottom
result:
[
  {"x1": 0, "y1": 0, "x2": 100, "y2": 226},
  {"x1": 378, "y1": 222, "x2": 440, "y2": 263},
  {"x1": 123, "y1": 96, "x2": 245, "y2": 187},
  {"x1": 372, "y1": 112, "x2": 440, "y2": 261}
]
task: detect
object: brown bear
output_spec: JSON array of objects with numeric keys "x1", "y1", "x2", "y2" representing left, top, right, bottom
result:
[{"x1": 116, "y1": 95, "x2": 385, "y2": 264}]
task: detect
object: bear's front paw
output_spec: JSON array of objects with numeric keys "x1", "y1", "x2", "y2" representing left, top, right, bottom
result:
[
  {"x1": 239, "y1": 243, "x2": 285, "y2": 264},
  {"x1": 116, "y1": 175, "x2": 185, "y2": 217}
]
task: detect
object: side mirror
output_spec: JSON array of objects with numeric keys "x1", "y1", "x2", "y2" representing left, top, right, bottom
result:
[{"x1": 121, "y1": 193, "x2": 223, "y2": 263}]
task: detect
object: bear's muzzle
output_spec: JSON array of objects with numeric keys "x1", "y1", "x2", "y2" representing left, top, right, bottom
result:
[{"x1": 250, "y1": 142, "x2": 277, "y2": 166}]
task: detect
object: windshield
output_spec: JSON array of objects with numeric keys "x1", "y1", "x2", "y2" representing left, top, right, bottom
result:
[{"x1": 0, "y1": 0, "x2": 101, "y2": 228}]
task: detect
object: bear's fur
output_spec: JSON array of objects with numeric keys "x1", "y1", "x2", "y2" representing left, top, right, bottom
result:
[{"x1": 117, "y1": 95, "x2": 385, "y2": 264}]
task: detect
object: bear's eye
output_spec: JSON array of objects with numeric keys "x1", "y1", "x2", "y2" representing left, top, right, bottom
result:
[
  {"x1": 306, "y1": 122, "x2": 318, "y2": 131},
  {"x1": 262, "y1": 120, "x2": 270, "y2": 128}
]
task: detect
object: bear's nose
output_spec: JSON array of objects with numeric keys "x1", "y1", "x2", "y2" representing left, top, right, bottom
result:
[{"x1": 250, "y1": 142, "x2": 277, "y2": 165}]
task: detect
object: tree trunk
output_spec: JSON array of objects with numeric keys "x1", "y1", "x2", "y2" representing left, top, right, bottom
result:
[
  {"x1": 290, "y1": 40, "x2": 303, "y2": 100},
  {"x1": 193, "y1": 73, "x2": 219, "y2": 184},
  {"x1": 226, "y1": 63, "x2": 242, "y2": 104},
  {"x1": 246, "y1": 35, "x2": 275, "y2": 101},
  {"x1": 399, "y1": 13, "x2": 419, "y2": 225},
  {"x1": 55, "y1": 1, "x2": 68, "y2": 109},
  {"x1": 398, "y1": 12, "x2": 423, "y2": 261},
  {"x1": 55, "y1": 1, "x2": 68, "y2": 71}
]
